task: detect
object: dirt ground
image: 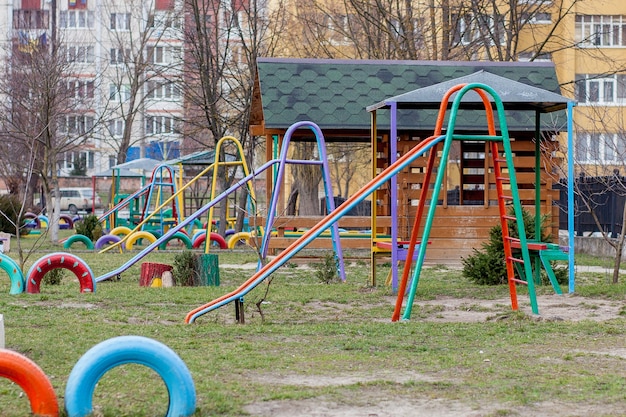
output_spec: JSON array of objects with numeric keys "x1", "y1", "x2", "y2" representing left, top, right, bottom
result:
[
  {"x1": 221, "y1": 262, "x2": 626, "y2": 417},
  {"x1": 242, "y1": 293, "x2": 626, "y2": 417}
]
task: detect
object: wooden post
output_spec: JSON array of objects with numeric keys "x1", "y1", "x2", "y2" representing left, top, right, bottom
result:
[{"x1": 235, "y1": 297, "x2": 245, "y2": 324}]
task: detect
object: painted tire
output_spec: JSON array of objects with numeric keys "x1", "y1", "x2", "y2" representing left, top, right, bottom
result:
[
  {"x1": 159, "y1": 232, "x2": 193, "y2": 250},
  {"x1": 192, "y1": 232, "x2": 227, "y2": 250},
  {"x1": 185, "y1": 219, "x2": 203, "y2": 236},
  {"x1": 38, "y1": 215, "x2": 49, "y2": 229},
  {"x1": 94, "y1": 234, "x2": 122, "y2": 250},
  {"x1": 224, "y1": 229, "x2": 235, "y2": 238},
  {"x1": 63, "y1": 234, "x2": 95, "y2": 251},
  {"x1": 108, "y1": 226, "x2": 132, "y2": 238},
  {"x1": 64, "y1": 336, "x2": 196, "y2": 417},
  {"x1": 24, "y1": 212, "x2": 40, "y2": 229},
  {"x1": 59, "y1": 214, "x2": 74, "y2": 229},
  {"x1": 125, "y1": 231, "x2": 157, "y2": 251},
  {"x1": 26, "y1": 252, "x2": 95, "y2": 293},
  {"x1": 0, "y1": 349, "x2": 59, "y2": 417},
  {"x1": 227, "y1": 232, "x2": 252, "y2": 249},
  {"x1": 191, "y1": 230, "x2": 205, "y2": 243},
  {"x1": 0, "y1": 253, "x2": 25, "y2": 294}
]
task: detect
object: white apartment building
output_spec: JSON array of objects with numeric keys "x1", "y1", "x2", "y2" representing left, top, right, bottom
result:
[{"x1": 1, "y1": 0, "x2": 185, "y2": 176}]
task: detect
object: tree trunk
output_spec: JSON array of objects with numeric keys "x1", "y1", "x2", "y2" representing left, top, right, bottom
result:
[{"x1": 289, "y1": 143, "x2": 322, "y2": 216}]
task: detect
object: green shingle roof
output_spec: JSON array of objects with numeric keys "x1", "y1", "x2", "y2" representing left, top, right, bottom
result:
[{"x1": 253, "y1": 58, "x2": 569, "y2": 133}]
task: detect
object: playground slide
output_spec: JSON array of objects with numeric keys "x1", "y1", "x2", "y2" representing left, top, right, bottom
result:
[
  {"x1": 184, "y1": 134, "x2": 446, "y2": 323},
  {"x1": 95, "y1": 159, "x2": 279, "y2": 282},
  {"x1": 98, "y1": 184, "x2": 151, "y2": 223},
  {"x1": 101, "y1": 136, "x2": 254, "y2": 254}
]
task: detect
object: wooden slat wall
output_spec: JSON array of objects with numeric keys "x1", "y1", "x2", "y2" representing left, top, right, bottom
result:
[{"x1": 254, "y1": 135, "x2": 562, "y2": 265}]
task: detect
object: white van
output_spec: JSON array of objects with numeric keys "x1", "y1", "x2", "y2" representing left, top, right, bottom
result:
[{"x1": 52, "y1": 188, "x2": 102, "y2": 214}]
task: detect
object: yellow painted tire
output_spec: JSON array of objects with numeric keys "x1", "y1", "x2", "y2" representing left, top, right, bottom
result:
[
  {"x1": 227, "y1": 232, "x2": 252, "y2": 249},
  {"x1": 109, "y1": 226, "x2": 132, "y2": 237},
  {"x1": 125, "y1": 231, "x2": 157, "y2": 251}
]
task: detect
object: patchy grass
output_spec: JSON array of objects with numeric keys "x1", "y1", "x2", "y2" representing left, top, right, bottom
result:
[{"x1": 0, "y1": 240, "x2": 625, "y2": 416}]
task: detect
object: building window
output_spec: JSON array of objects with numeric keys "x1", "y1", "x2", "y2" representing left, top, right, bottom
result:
[
  {"x1": 108, "y1": 119, "x2": 125, "y2": 137},
  {"x1": 146, "y1": 45, "x2": 181, "y2": 64},
  {"x1": 58, "y1": 115, "x2": 95, "y2": 136},
  {"x1": 111, "y1": 13, "x2": 131, "y2": 31},
  {"x1": 65, "y1": 44, "x2": 95, "y2": 63},
  {"x1": 150, "y1": 11, "x2": 182, "y2": 30},
  {"x1": 109, "y1": 84, "x2": 131, "y2": 101},
  {"x1": 59, "y1": 10, "x2": 94, "y2": 29},
  {"x1": 110, "y1": 48, "x2": 130, "y2": 65},
  {"x1": 67, "y1": 79, "x2": 95, "y2": 99},
  {"x1": 575, "y1": 15, "x2": 626, "y2": 47},
  {"x1": 145, "y1": 116, "x2": 179, "y2": 135},
  {"x1": 146, "y1": 80, "x2": 180, "y2": 100},
  {"x1": 575, "y1": 74, "x2": 626, "y2": 104},
  {"x1": 521, "y1": 12, "x2": 551, "y2": 24},
  {"x1": 62, "y1": 150, "x2": 94, "y2": 170},
  {"x1": 576, "y1": 132, "x2": 626, "y2": 164},
  {"x1": 452, "y1": 13, "x2": 505, "y2": 46},
  {"x1": 13, "y1": 10, "x2": 49, "y2": 29},
  {"x1": 518, "y1": 51, "x2": 552, "y2": 61}
]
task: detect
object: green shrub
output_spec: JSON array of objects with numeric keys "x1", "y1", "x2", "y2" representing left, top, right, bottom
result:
[
  {"x1": 462, "y1": 207, "x2": 567, "y2": 286},
  {"x1": 314, "y1": 253, "x2": 340, "y2": 284},
  {"x1": 0, "y1": 194, "x2": 25, "y2": 234},
  {"x1": 74, "y1": 214, "x2": 103, "y2": 242},
  {"x1": 461, "y1": 226, "x2": 508, "y2": 285},
  {"x1": 43, "y1": 268, "x2": 64, "y2": 285},
  {"x1": 172, "y1": 250, "x2": 198, "y2": 286}
]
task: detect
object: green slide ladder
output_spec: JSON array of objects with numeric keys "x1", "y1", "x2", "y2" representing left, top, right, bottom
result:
[{"x1": 399, "y1": 83, "x2": 537, "y2": 320}]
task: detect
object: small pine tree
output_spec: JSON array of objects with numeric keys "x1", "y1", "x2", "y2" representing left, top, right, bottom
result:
[
  {"x1": 74, "y1": 214, "x2": 103, "y2": 242},
  {"x1": 462, "y1": 207, "x2": 567, "y2": 286},
  {"x1": 172, "y1": 251, "x2": 198, "y2": 286}
]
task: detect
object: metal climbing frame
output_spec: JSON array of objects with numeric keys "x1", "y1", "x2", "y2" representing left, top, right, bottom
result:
[
  {"x1": 260, "y1": 121, "x2": 346, "y2": 281},
  {"x1": 394, "y1": 83, "x2": 540, "y2": 321}
]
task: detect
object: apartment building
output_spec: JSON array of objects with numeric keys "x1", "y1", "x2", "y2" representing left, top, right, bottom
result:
[
  {"x1": 561, "y1": 1, "x2": 626, "y2": 175},
  {"x1": 2, "y1": 0, "x2": 185, "y2": 176},
  {"x1": 284, "y1": 1, "x2": 626, "y2": 176}
]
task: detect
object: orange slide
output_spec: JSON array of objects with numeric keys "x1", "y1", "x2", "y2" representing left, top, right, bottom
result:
[{"x1": 185, "y1": 133, "x2": 446, "y2": 323}]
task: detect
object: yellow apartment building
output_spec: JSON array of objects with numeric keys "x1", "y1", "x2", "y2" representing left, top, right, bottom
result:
[{"x1": 272, "y1": 0, "x2": 626, "y2": 177}]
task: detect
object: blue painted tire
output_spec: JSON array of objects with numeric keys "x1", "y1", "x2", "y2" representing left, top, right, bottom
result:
[
  {"x1": 64, "y1": 335, "x2": 196, "y2": 417},
  {"x1": 0, "y1": 254, "x2": 25, "y2": 294}
]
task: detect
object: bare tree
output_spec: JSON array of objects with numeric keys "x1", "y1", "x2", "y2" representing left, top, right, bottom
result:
[
  {"x1": 95, "y1": 0, "x2": 185, "y2": 164},
  {"x1": 327, "y1": 142, "x2": 371, "y2": 198},
  {"x1": 181, "y1": 0, "x2": 285, "y2": 233},
  {"x1": 0, "y1": 29, "x2": 98, "y2": 246},
  {"x1": 549, "y1": 101, "x2": 626, "y2": 284},
  {"x1": 284, "y1": 0, "x2": 583, "y2": 62}
]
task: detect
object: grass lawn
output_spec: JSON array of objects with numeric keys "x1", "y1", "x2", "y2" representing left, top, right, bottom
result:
[{"x1": 1, "y1": 231, "x2": 625, "y2": 416}]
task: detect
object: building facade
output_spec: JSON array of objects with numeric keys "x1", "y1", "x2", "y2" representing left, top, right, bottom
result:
[{"x1": 1, "y1": 0, "x2": 186, "y2": 177}]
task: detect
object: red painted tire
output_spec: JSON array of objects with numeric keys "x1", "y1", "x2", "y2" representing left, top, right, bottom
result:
[
  {"x1": 0, "y1": 349, "x2": 59, "y2": 416},
  {"x1": 26, "y1": 252, "x2": 95, "y2": 293},
  {"x1": 192, "y1": 232, "x2": 227, "y2": 250}
]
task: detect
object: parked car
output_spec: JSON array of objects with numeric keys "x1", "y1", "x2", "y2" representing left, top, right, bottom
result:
[{"x1": 50, "y1": 188, "x2": 102, "y2": 214}]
